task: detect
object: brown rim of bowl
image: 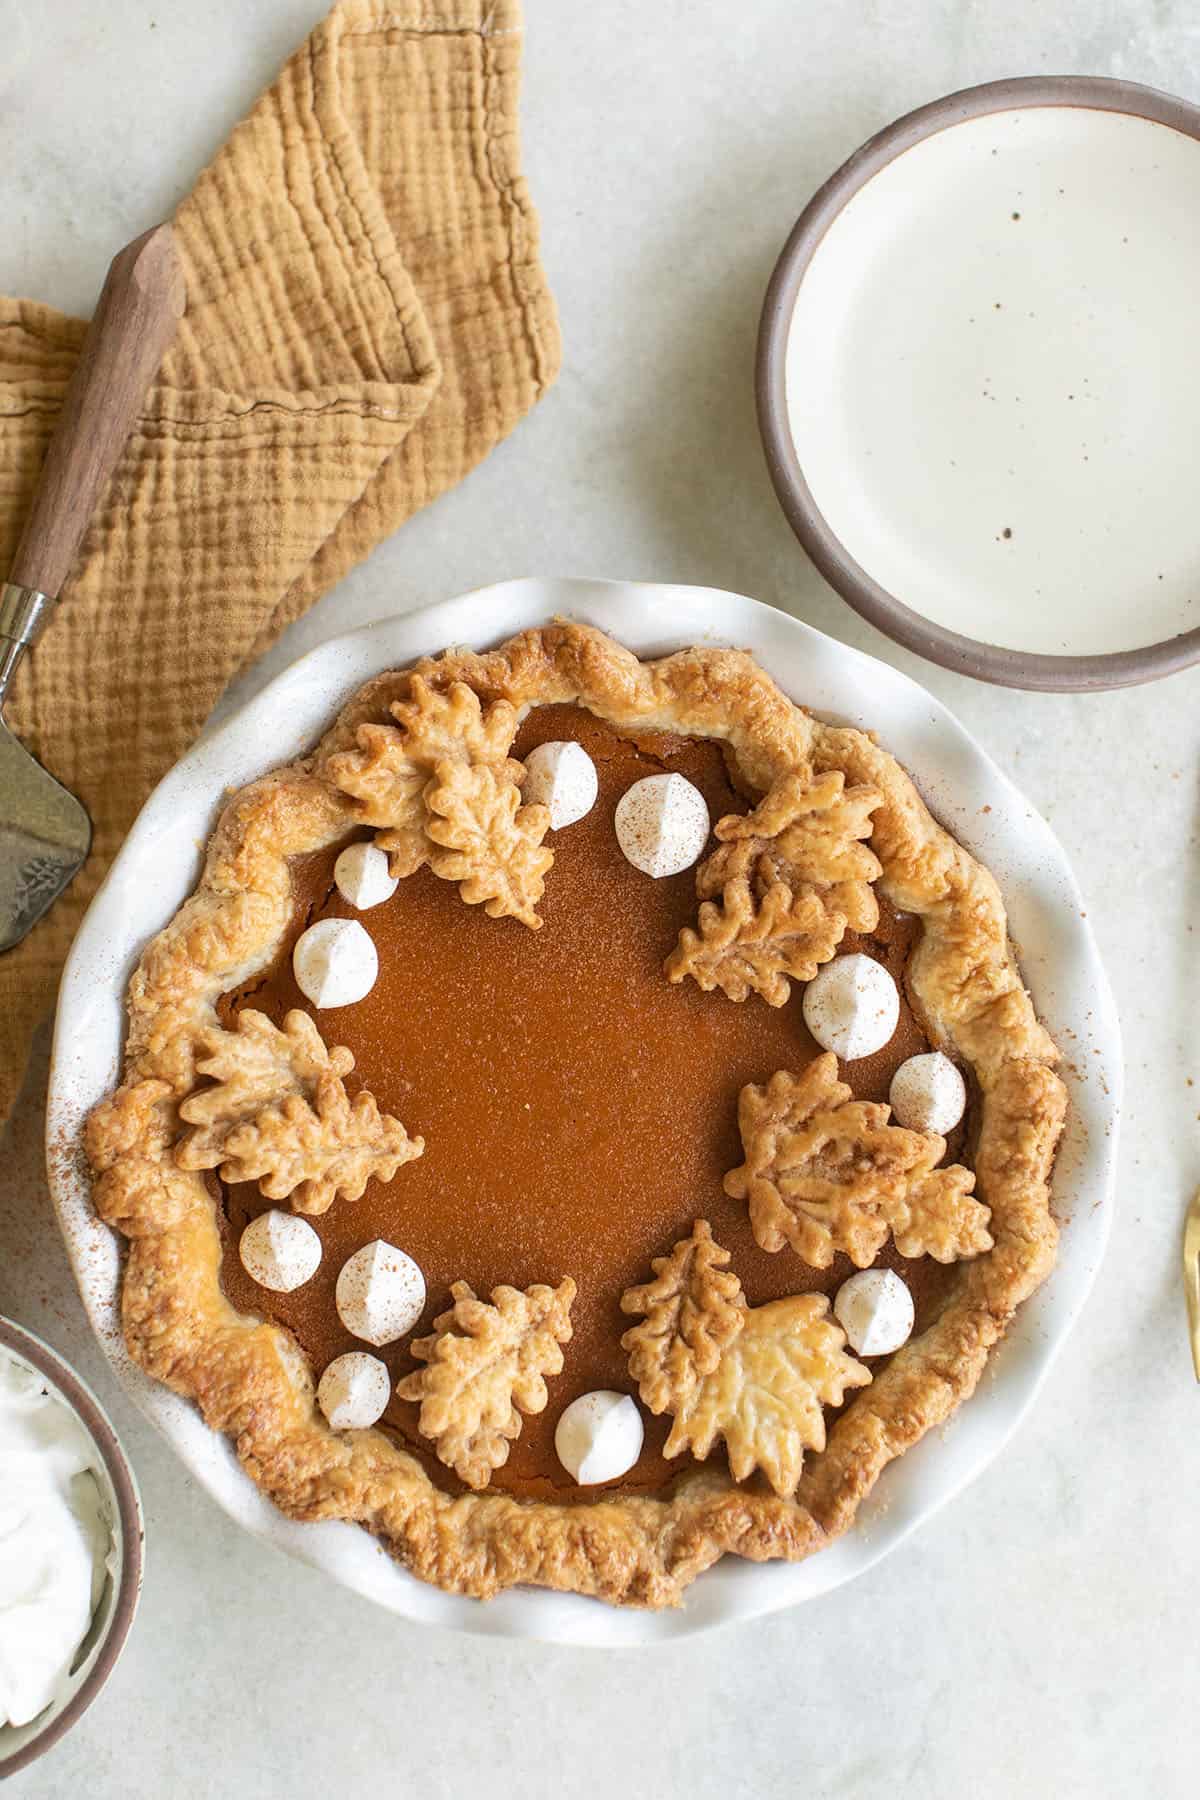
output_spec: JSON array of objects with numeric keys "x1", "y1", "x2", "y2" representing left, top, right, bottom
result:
[
  {"x1": 0, "y1": 1317, "x2": 143, "y2": 1778},
  {"x1": 757, "y1": 74, "x2": 1200, "y2": 693}
]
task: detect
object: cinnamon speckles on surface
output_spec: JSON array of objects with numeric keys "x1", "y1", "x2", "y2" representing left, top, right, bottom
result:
[
  {"x1": 614, "y1": 772, "x2": 710, "y2": 877},
  {"x1": 214, "y1": 707, "x2": 950, "y2": 1500}
]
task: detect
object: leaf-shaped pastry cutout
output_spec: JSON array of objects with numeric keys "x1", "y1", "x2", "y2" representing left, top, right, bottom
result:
[
  {"x1": 323, "y1": 678, "x2": 524, "y2": 881},
  {"x1": 710, "y1": 770, "x2": 882, "y2": 892},
  {"x1": 396, "y1": 1278, "x2": 576, "y2": 1490},
  {"x1": 620, "y1": 1221, "x2": 747, "y2": 1415},
  {"x1": 177, "y1": 1010, "x2": 353, "y2": 1166},
  {"x1": 665, "y1": 877, "x2": 846, "y2": 1005},
  {"x1": 216, "y1": 1074, "x2": 423, "y2": 1215},
  {"x1": 373, "y1": 819, "x2": 433, "y2": 880},
  {"x1": 423, "y1": 759, "x2": 553, "y2": 929},
  {"x1": 664, "y1": 1294, "x2": 871, "y2": 1498},
  {"x1": 389, "y1": 675, "x2": 520, "y2": 771},
  {"x1": 324, "y1": 722, "x2": 428, "y2": 827},
  {"x1": 670, "y1": 770, "x2": 883, "y2": 1004},
  {"x1": 176, "y1": 1010, "x2": 421, "y2": 1215},
  {"x1": 725, "y1": 1053, "x2": 989, "y2": 1269}
]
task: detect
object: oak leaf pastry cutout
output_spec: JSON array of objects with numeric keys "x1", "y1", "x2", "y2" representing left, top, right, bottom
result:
[
  {"x1": 389, "y1": 676, "x2": 522, "y2": 771},
  {"x1": 667, "y1": 770, "x2": 883, "y2": 1005},
  {"x1": 322, "y1": 722, "x2": 431, "y2": 877},
  {"x1": 620, "y1": 1220, "x2": 747, "y2": 1416},
  {"x1": 725, "y1": 1052, "x2": 990, "y2": 1269},
  {"x1": 666, "y1": 877, "x2": 845, "y2": 1006},
  {"x1": 423, "y1": 759, "x2": 553, "y2": 929},
  {"x1": 663, "y1": 1293, "x2": 871, "y2": 1498},
  {"x1": 176, "y1": 1009, "x2": 422, "y2": 1215},
  {"x1": 322, "y1": 677, "x2": 550, "y2": 922},
  {"x1": 397, "y1": 1277, "x2": 576, "y2": 1490},
  {"x1": 177, "y1": 1010, "x2": 352, "y2": 1156}
]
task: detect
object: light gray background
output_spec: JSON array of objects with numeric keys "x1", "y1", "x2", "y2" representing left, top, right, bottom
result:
[{"x1": 2, "y1": 3, "x2": 1197, "y2": 1795}]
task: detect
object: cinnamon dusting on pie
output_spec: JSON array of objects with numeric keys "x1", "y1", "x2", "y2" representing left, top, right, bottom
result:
[{"x1": 216, "y1": 708, "x2": 945, "y2": 1501}]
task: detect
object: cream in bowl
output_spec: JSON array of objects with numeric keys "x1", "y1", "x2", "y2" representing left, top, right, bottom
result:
[
  {"x1": 0, "y1": 1321, "x2": 142, "y2": 1776},
  {"x1": 758, "y1": 76, "x2": 1200, "y2": 690}
]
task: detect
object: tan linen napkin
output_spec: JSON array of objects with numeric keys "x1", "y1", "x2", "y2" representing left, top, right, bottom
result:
[{"x1": 0, "y1": 0, "x2": 560, "y2": 1126}]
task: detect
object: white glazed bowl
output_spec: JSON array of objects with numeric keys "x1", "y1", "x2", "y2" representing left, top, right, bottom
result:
[
  {"x1": 46, "y1": 579, "x2": 1120, "y2": 1645},
  {"x1": 0, "y1": 1318, "x2": 144, "y2": 1775},
  {"x1": 759, "y1": 76, "x2": 1200, "y2": 689}
]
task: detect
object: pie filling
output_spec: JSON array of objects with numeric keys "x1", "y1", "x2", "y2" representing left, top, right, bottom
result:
[{"x1": 217, "y1": 704, "x2": 965, "y2": 1500}]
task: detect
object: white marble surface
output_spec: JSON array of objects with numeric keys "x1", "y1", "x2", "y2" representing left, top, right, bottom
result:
[{"x1": 1, "y1": 2, "x2": 1197, "y2": 1794}]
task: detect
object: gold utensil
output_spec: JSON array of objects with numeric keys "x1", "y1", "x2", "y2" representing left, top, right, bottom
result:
[{"x1": 1185, "y1": 1188, "x2": 1200, "y2": 1381}]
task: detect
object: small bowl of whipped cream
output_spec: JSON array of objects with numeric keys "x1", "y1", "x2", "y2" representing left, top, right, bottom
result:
[{"x1": 0, "y1": 1317, "x2": 143, "y2": 1777}]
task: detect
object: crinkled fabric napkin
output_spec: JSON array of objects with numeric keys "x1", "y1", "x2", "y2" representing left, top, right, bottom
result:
[{"x1": 0, "y1": 0, "x2": 559, "y2": 1125}]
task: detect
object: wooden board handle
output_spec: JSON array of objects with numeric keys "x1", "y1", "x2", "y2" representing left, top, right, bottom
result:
[{"x1": 10, "y1": 224, "x2": 187, "y2": 598}]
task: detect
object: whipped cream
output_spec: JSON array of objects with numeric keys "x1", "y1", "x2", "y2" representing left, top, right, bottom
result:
[
  {"x1": 0, "y1": 1350, "x2": 112, "y2": 1729},
  {"x1": 554, "y1": 1391, "x2": 644, "y2": 1485},
  {"x1": 802, "y1": 953, "x2": 899, "y2": 1061},
  {"x1": 292, "y1": 918, "x2": 379, "y2": 1009},
  {"x1": 521, "y1": 740, "x2": 598, "y2": 829},
  {"x1": 333, "y1": 841, "x2": 398, "y2": 911},
  {"x1": 834, "y1": 1270, "x2": 915, "y2": 1357},
  {"x1": 317, "y1": 1352, "x2": 391, "y2": 1431},
  {"x1": 889, "y1": 1051, "x2": 966, "y2": 1135},
  {"x1": 614, "y1": 773, "x2": 710, "y2": 878},
  {"x1": 239, "y1": 1210, "x2": 322, "y2": 1293},
  {"x1": 335, "y1": 1241, "x2": 425, "y2": 1347}
]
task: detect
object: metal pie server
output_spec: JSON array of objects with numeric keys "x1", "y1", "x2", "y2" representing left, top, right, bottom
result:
[{"x1": 0, "y1": 224, "x2": 185, "y2": 951}]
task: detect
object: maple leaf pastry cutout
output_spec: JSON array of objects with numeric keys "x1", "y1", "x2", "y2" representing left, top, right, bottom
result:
[
  {"x1": 725, "y1": 1052, "x2": 990, "y2": 1269},
  {"x1": 620, "y1": 1220, "x2": 747, "y2": 1416},
  {"x1": 396, "y1": 1278, "x2": 576, "y2": 1490},
  {"x1": 666, "y1": 770, "x2": 883, "y2": 1006},
  {"x1": 665, "y1": 1293, "x2": 872, "y2": 1497},
  {"x1": 322, "y1": 676, "x2": 552, "y2": 924},
  {"x1": 176, "y1": 1009, "x2": 422, "y2": 1214}
]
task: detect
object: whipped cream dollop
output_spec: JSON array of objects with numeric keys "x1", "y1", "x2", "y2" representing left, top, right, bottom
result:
[
  {"x1": 317, "y1": 1352, "x2": 391, "y2": 1431},
  {"x1": 554, "y1": 1391, "x2": 644, "y2": 1485},
  {"x1": 802, "y1": 953, "x2": 899, "y2": 1061},
  {"x1": 239, "y1": 1210, "x2": 322, "y2": 1293},
  {"x1": 889, "y1": 1051, "x2": 966, "y2": 1135},
  {"x1": 292, "y1": 918, "x2": 379, "y2": 1009},
  {"x1": 0, "y1": 1350, "x2": 112, "y2": 1729},
  {"x1": 333, "y1": 841, "x2": 398, "y2": 911},
  {"x1": 521, "y1": 740, "x2": 598, "y2": 830},
  {"x1": 614, "y1": 773, "x2": 710, "y2": 878},
  {"x1": 834, "y1": 1270, "x2": 915, "y2": 1357},
  {"x1": 316, "y1": 1353, "x2": 392, "y2": 1432},
  {"x1": 335, "y1": 1241, "x2": 426, "y2": 1347}
]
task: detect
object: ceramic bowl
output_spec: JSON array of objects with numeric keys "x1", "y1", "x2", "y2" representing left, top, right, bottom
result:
[
  {"x1": 758, "y1": 76, "x2": 1200, "y2": 690},
  {"x1": 0, "y1": 1317, "x2": 143, "y2": 1776},
  {"x1": 46, "y1": 578, "x2": 1120, "y2": 1644}
]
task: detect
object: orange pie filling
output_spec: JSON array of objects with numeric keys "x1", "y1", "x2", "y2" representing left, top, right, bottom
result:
[{"x1": 217, "y1": 705, "x2": 968, "y2": 1501}]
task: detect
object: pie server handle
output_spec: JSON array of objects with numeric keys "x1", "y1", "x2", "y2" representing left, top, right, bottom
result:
[{"x1": 0, "y1": 223, "x2": 187, "y2": 697}]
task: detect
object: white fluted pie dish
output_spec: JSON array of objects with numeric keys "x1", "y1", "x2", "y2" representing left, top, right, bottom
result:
[{"x1": 46, "y1": 578, "x2": 1120, "y2": 1646}]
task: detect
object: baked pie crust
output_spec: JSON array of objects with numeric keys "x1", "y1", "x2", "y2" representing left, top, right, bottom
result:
[{"x1": 85, "y1": 622, "x2": 1066, "y2": 1607}]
